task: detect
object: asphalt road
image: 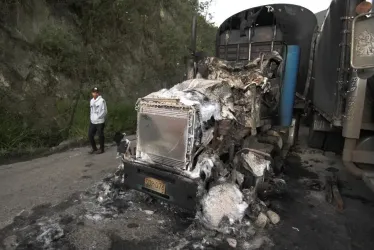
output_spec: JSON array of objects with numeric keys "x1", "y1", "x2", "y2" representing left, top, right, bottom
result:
[
  {"x1": 0, "y1": 142, "x2": 193, "y2": 250},
  {"x1": 0, "y1": 146, "x2": 118, "y2": 230},
  {"x1": 0, "y1": 129, "x2": 374, "y2": 250}
]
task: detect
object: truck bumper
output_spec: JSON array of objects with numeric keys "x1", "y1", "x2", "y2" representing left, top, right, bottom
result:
[{"x1": 122, "y1": 160, "x2": 198, "y2": 211}]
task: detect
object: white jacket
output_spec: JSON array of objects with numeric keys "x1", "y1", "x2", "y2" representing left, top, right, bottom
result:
[{"x1": 90, "y1": 96, "x2": 108, "y2": 124}]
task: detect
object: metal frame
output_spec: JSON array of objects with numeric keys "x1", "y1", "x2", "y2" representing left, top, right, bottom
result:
[{"x1": 218, "y1": 41, "x2": 285, "y2": 62}]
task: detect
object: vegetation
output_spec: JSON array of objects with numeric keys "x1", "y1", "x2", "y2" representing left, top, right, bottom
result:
[{"x1": 0, "y1": 0, "x2": 216, "y2": 157}]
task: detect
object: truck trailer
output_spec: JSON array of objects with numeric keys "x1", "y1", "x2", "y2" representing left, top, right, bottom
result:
[{"x1": 305, "y1": 0, "x2": 374, "y2": 191}]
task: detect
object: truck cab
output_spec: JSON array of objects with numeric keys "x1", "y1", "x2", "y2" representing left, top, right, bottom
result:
[{"x1": 115, "y1": 2, "x2": 374, "y2": 210}]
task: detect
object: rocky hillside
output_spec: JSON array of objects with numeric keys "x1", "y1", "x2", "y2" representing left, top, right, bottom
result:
[{"x1": 0, "y1": 0, "x2": 216, "y2": 156}]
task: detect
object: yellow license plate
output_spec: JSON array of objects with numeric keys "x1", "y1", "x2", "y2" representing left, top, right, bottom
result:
[{"x1": 144, "y1": 177, "x2": 166, "y2": 194}]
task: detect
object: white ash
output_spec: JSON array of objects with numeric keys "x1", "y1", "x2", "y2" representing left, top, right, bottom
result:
[
  {"x1": 85, "y1": 214, "x2": 103, "y2": 222},
  {"x1": 80, "y1": 171, "x2": 137, "y2": 222},
  {"x1": 169, "y1": 238, "x2": 190, "y2": 250},
  {"x1": 189, "y1": 156, "x2": 215, "y2": 179},
  {"x1": 170, "y1": 218, "x2": 272, "y2": 250},
  {"x1": 227, "y1": 238, "x2": 237, "y2": 248},
  {"x1": 266, "y1": 210, "x2": 280, "y2": 225},
  {"x1": 239, "y1": 150, "x2": 271, "y2": 177},
  {"x1": 244, "y1": 236, "x2": 273, "y2": 250},
  {"x1": 36, "y1": 222, "x2": 64, "y2": 249},
  {"x1": 97, "y1": 182, "x2": 112, "y2": 203},
  {"x1": 3, "y1": 235, "x2": 18, "y2": 250},
  {"x1": 254, "y1": 212, "x2": 268, "y2": 228},
  {"x1": 144, "y1": 210, "x2": 155, "y2": 215},
  {"x1": 197, "y1": 183, "x2": 248, "y2": 229}
]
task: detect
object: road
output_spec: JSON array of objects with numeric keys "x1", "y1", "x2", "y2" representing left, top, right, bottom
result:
[
  {"x1": 0, "y1": 129, "x2": 374, "y2": 249},
  {"x1": 0, "y1": 146, "x2": 116, "y2": 230}
]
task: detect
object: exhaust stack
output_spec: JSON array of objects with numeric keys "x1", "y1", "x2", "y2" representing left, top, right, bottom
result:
[{"x1": 187, "y1": 15, "x2": 197, "y2": 79}]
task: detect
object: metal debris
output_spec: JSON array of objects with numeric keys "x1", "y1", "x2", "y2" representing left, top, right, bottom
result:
[
  {"x1": 325, "y1": 174, "x2": 344, "y2": 211},
  {"x1": 325, "y1": 176, "x2": 333, "y2": 203},
  {"x1": 331, "y1": 174, "x2": 344, "y2": 211}
]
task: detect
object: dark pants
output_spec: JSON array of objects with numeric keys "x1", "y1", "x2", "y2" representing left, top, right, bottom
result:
[{"x1": 89, "y1": 122, "x2": 105, "y2": 151}]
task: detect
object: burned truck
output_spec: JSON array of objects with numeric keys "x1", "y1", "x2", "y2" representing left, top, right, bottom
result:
[{"x1": 114, "y1": 4, "x2": 317, "y2": 223}]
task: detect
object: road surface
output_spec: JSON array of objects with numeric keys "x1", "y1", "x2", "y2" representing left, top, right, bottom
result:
[{"x1": 0, "y1": 128, "x2": 374, "y2": 249}]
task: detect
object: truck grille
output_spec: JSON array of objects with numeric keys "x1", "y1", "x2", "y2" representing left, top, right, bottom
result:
[
  {"x1": 136, "y1": 101, "x2": 196, "y2": 169},
  {"x1": 146, "y1": 153, "x2": 186, "y2": 169},
  {"x1": 141, "y1": 106, "x2": 189, "y2": 119}
]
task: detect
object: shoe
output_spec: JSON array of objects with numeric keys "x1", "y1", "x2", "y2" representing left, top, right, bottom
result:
[
  {"x1": 96, "y1": 149, "x2": 104, "y2": 154},
  {"x1": 89, "y1": 149, "x2": 98, "y2": 154}
]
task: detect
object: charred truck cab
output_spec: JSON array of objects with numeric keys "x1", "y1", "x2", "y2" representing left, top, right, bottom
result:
[
  {"x1": 116, "y1": 4, "x2": 318, "y2": 210},
  {"x1": 216, "y1": 4, "x2": 317, "y2": 109}
]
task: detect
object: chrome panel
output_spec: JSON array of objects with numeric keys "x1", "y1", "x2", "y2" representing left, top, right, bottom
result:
[
  {"x1": 351, "y1": 12, "x2": 374, "y2": 69},
  {"x1": 342, "y1": 74, "x2": 367, "y2": 139}
]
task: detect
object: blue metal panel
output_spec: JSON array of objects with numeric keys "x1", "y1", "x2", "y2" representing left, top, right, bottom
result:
[{"x1": 280, "y1": 45, "x2": 300, "y2": 126}]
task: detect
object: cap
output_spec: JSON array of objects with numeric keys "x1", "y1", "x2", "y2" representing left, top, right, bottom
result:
[{"x1": 91, "y1": 87, "x2": 99, "y2": 93}]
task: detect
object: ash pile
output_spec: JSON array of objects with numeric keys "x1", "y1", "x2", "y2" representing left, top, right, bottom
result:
[{"x1": 138, "y1": 52, "x2": 288, "y2": 247}]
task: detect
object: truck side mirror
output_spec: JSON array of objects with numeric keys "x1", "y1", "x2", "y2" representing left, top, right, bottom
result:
[{"x1": 351, "y1": 12, "x2": 374, "y2": 70}]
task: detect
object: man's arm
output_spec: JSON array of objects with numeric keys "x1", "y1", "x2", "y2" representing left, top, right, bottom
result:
[{"x1": 97, "y1": 99, "x2": 108, "y2": 120}]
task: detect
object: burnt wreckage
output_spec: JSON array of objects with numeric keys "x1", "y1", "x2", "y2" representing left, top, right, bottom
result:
[{"x1": 114, "y1": 4, "x2": 317, "y2": 228}]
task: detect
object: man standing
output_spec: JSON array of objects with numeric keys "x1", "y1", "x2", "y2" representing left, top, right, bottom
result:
[{"x1": 89, "y1": 87, "x2": 108, "y2": 154}]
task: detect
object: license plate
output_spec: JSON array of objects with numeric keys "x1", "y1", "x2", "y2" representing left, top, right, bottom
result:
[{"x1": 144, "y1": 177, "x2": 166, "y2": 194}]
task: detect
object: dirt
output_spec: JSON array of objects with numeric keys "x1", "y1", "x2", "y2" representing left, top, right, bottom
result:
[{"x1": 1, "y1": 130, "x2": 374, "y2": 249}]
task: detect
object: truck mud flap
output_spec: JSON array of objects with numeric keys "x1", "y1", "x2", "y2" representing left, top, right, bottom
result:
[{"x1": 122, "y1": 161, "x2": 198, "y2": 211}]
